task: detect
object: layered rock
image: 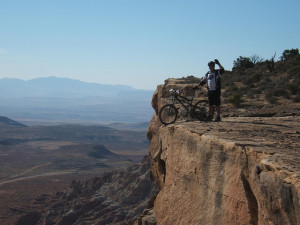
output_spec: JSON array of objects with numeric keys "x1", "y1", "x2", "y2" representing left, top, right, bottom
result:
[
  {"x1": 147, "y1": 79, "x2": 300, "y2": 225},
  {"x1": 16, "y1": 156, "x2": 157, "y2": 225}
]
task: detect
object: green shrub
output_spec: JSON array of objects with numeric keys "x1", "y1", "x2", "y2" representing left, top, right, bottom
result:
[
  {"x1": 248, "y1": 88, "x2": 262, "y2": 97},
  {"x1": 227, "y1": 94, "x2": 244, "y2": 106},
  {"x1": 265, "y1": 90, "x2": 278, "y2": 104},
  {"x1": 249, "y1": 83, "x2": 256, "y2": 88},
  {"x1": 228, "y1": 86, "x2": 239, "y2": 91},
  {"x1": 274, "y1": 88, "x2": 288, "y2": 97},
  {"x1": 287, "y1": 83, "x2": 298, "y2": 95},
  {"x1": 242, "y1": 73, "x2": 262, "y2": 86},
  {"x1": 293, "y1": 93, "x2": 300, "y2": 103},
  {"x1": 281, "y1": 48, "x2": 299, "y2": 60},
  {"x1": 265, "y1": 77, "x2": 272, "y2": 82},
  {"x1": 287, "y1": 65, "x2": 300, "y2": 77},
  {"x1": 267, "y1": 96, "x2": 278, "y2": 104},
  {"x1": 252, "y1": 73, "x2": 262, "y2": 83},
  {"x1": 224, "y1": 85, "x2": 239, "y2": 98},
  {"x1": 233, "y1": 56, "x2": 255, "y2": 72}
]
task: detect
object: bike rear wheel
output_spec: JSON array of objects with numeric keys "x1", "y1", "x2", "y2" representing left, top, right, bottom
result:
[
  {"x1": 192, "y1": 100, "x2": 208, "y2": 121},
  {"x1": 159, "y1": 104, "x2": 178, "y2": 125}
]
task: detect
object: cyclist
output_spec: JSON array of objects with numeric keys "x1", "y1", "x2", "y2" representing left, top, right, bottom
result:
[{"x1": 200, "y1": 59, "x2": 225, "y2": 122}]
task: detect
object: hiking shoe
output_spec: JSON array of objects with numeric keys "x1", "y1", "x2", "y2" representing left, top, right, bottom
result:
[
  {"x1": 215, "y1": 115, "x2": 221, "y2": 122},
  {"x1": 205, "y1": 116, "x2": 212, "y2": 122}
]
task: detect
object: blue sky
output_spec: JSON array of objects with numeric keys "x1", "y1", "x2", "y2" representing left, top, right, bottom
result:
[{"x1": 0, "y1": 0, "x2": 299, "y2": 90}]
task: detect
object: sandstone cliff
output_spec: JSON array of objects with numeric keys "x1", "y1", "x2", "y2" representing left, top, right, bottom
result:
[{"x1": 147, "y1": 79, "x2": 300, "y2": 225}]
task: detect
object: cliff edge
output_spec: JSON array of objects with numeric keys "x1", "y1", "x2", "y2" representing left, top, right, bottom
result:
[{"x1": 147, "y1": 79, "x2": 300, "y2": 225}]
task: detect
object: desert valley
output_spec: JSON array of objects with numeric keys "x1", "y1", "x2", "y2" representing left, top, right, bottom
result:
[
  {"x1": 0, "y1": 51, "x2": 300, "y2": 225},
  {"x1": 0, "y1": 116, "x2": 150, "y2": 224}
]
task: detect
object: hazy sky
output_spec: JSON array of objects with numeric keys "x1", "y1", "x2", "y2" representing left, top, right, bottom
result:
[{"x1": 0, "y1": 0, "x2": 299, "y2": 90}]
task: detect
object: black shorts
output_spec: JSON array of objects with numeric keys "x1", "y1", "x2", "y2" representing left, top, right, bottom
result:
[{"x1": 208, "y1": 90, "x2": 221, "y2": 106}]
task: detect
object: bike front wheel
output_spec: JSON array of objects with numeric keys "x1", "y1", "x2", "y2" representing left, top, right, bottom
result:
[
  {"x1": 159, "y1": 104, "x2": 178, "y2": 125},
  {"x1": 192, "y1": 100, "x2": 208, "y2": 121}
]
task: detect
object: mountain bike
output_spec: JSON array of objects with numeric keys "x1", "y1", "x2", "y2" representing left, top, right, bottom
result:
[{"x1": 159, "y1": 87, "x2": 208, "y2": 125}]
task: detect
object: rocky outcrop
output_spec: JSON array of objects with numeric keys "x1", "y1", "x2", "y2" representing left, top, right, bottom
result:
[
  {"x1": 16, "y1": 156, "x2": 157, "y2": 225},
  {"x1": 147, "y1": 79, "x2": 300, "y2": 225}
]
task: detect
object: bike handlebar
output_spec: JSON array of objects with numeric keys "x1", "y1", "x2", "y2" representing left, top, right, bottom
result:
[{"x1": 169, "y1": 88, "x2": 181, "y2": 94}]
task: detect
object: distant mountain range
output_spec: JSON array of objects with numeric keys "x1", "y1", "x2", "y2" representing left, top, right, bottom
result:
[
  {"x1": 0, "y1": 77, "x2": 153, "y2": 98},
  {"x1": 0, "y1": 77, "x2": 154, "y2": 124}
]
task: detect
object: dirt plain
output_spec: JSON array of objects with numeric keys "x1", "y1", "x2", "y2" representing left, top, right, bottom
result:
[{"x1": 0, "y1": 120, "x2": 148, "y2": 224}]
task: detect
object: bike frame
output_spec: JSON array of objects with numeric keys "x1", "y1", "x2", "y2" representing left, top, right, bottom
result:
[
  {"x1": 170, "y1": 88, "x2": 197, "y2": 113},
  {"x1": 159, "y1": 86, "x2": 207, "y2": 125}
]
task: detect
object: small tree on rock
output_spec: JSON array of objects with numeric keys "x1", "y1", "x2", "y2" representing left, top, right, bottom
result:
[
  {"x1": 250, "y1": 54, "x2": 264, "y2": 64},
  {"x1": 266, "y1": 52, "x2": 276, "y2": 72},
  {"x1": 232, "y1": 56, "x2": 255, "y2": 72},
  {"x1": 280, "y1": 48, "x2": 299, "y2": 60}
]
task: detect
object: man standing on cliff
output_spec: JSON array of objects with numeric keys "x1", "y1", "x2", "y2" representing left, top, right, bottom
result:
[{"x1": 200, "y1": 59, "x2": 225, "y2": 122}]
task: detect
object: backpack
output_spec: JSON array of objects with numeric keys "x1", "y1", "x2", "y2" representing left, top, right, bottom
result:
[{"x1": 215, "y1": 70, "x2": 221, "y2": 91}]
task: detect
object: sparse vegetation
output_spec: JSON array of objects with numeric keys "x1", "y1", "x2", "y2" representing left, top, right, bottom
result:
[
  {"x1": 181, "y1": 75, "x2": 202, "y2": 83},
  {"x1": 232, "y1": 56, "x2": 255, "y2": 72},
  {"x1": 226, "y1": 94, "x2": 244, "y2": 106},
  {"x1": 266, "y1": 52, "x2": 276, "y2": 72},
  {"x1": 223, "y1": 48, "x2": 300, "y2": 105},
  {"x1": 294, "y1": 93, "x2": 300, "y2": 103},
  {"x1": 287, "y1": 83, "x2": 298, "y2": 95},
  {"x1": 280, "y1": 48, "x2": 299, "y2": 60},
  {"x1": 250, "y1": 54, "x2": 264, "y2": 64}
]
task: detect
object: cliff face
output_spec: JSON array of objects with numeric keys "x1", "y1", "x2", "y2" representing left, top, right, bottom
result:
[{"x1": 147, "y1": 80, "x2": 300, "y2": 225}]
